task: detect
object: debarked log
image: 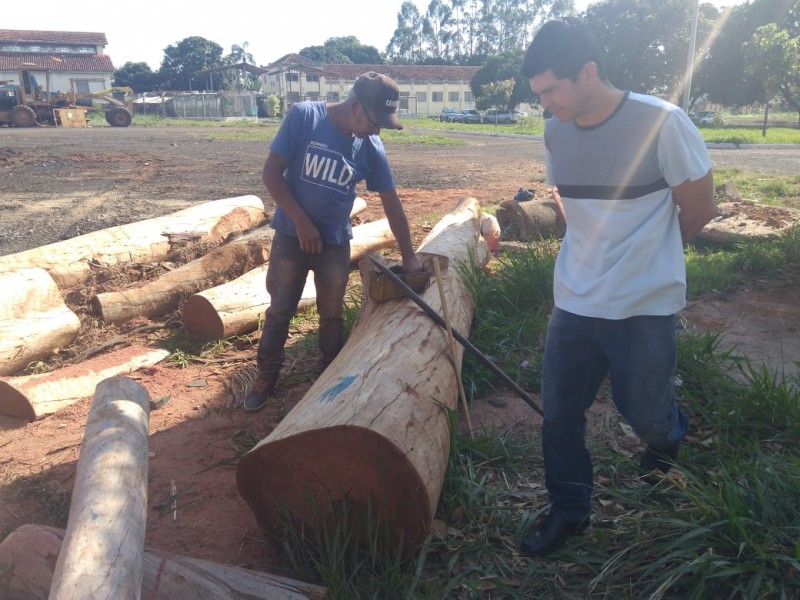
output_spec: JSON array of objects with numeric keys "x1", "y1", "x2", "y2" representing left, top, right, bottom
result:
[
  {"x1": 92, "y1": 228, "x2": 275, "y2": 324},
  {"x1": 49, "y1": 377, "x2": 150, "y2": 600},
  {"x1": 494, "y1": 197, "x2": 566, "y2": 241},
  {"x1": 0, "y1": 268, "x2": 81, "y2": 376},
  {"x1": 182, "y1": 218, "x2": 397, "y2": 341},
  {"x1": 0, "y1": 524, "x2": 328, "y2": 600},
  {"x1": 0, "y1": 196, "x2": 265, "y2": 288},
  {"x1": 236, "y1": 197, "x2": 489, "y2": 556},
  {"x1": 0, "y1": 345, "x2": 169, "y2": 421}
]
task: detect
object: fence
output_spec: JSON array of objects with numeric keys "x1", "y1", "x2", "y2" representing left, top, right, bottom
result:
[{"x1": 133, "y1": 91, "x2": 261, "y2": 119}]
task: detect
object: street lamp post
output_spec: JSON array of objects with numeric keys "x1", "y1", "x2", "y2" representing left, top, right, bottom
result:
[{"x1": 682, "y1": 0, "x2": 701, "y2": 112}]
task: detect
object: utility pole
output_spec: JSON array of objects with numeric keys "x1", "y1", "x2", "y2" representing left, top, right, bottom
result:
[{"x1": 682, "y1": 0, "x2": 700, "y2": 112}]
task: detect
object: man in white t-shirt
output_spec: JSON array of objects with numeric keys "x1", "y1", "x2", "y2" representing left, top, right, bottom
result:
[{"x1": 519, "y1": 17, "x2": 717, "y2": 556}]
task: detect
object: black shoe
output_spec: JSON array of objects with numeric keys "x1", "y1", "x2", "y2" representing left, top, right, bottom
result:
[
  {"x1": 639, "y1": 442, "x2": 680, "y2": 476},
  {"x1": 520, "y1": 513, "x2": 590, "y2": 556},
  {"x1": 243, "y1": 371, "x2": 278, "y2": 412}
]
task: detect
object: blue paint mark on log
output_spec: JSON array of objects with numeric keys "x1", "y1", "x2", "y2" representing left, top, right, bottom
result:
[{"x1": 318, "y1": 375, "x2": 357, "y2": 403}]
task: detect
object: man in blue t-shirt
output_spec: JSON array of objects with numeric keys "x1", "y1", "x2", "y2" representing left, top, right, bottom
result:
[
  {"x1": 245, "y1": 72, "x2": 422, "y2": 411},
  {"x1": 518, "y1": 18, "x2": 717, "y2": 556}
]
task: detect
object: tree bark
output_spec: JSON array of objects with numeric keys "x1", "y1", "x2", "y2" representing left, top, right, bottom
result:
[
  {"x1": 0, "y1": 196, "x2": 265, "y2": 288},
  {"x1": 0, "y1": 268, "x2": 81, "y2": 376},
  {"x1": 92, "y1": 228, "x2": 275, "y2": 324},
  {"x1": 182, "y1": 218, "x2": 397, "y2": 341},
  {"x1": 0, "y1": 345, "x2": 169, "y2": 421},
  {"x1": 0, "y1": 524, "x2": 328, "y2": 600},
  {"x1": 236, "y1": 197, "x2": 489, "y2": 556},
  {"x1": 49, "y1": 377, "x2": 150, "y2": 600}
]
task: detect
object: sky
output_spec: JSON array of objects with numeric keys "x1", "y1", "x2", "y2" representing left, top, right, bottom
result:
[{"x1": 8, "y1": 0, "x2": 742, "y2": 71}]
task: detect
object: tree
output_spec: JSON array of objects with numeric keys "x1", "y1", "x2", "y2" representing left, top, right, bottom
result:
[
  {"x1": 112, "y1": 62, "x2": 161, "y2": 93},
  {"x1": 470, "y1": 51, "x2": 530, "y2": 107},
  {"x1": 387, "y1": 1, "x2": 426, "y2": 63},
  {"x1": 300, "y1": 37, "x2": 382, "y2": 64},
  {"x1": 159, "y1": 36, "x2": 224, "y2": 91},
  {"x1": 475, "y1": 78, "x2": 515, "y2": 111},
  {"x1": 223, "y1": 42, "x2": 259, "y2": 91},
  {"x1": 583, "y1": 0, "x2": 699, "y2": 99},
  {"x1": 744, "y1": 22, "x2": 800, "y2": 132}
]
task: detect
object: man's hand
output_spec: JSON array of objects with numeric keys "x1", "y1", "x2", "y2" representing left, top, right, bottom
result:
[
  {"x1": 295, "y1": 219, "x2": 322, "y2": 254},
  {"x1": 402, "y1": 254, "x2": 423, "y2": 274}
]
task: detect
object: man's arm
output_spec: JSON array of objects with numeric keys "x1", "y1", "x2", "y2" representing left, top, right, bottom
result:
[
  {"x1": 378, "y1": 189, "x2": 422, "y2": 273},
  {"x1": 261, "y1": 151, "x2": 322, "y2": 253},
  {"x1": 672, "y1": 169, "x2": 716, "y2": 243}
]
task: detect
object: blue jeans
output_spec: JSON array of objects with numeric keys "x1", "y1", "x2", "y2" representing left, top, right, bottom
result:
[
  {"x1": 541, "y1": 307, "x2": 688, "y2": 521},
  {"x1": 256, "y1": 231, "x2": 351, "y2": 371}
]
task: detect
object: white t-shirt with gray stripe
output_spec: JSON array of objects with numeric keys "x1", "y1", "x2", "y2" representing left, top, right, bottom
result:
[{"x1": 544, "y1": 91, "x2": 712, "y2": 319}]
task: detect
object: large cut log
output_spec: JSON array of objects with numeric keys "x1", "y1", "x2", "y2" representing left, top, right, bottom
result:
[
  {"x1": 92, "y1": 228, "x2": 275, "y2": 324},
  {"x1": 0, "y1": 345, "x2": 169, "y2": 421},
  {"x1": 49, "y1": 377, "x2": 151, "y2": 600},
  {"x1": 236, "y1": 197, "x2": 489, "y2": 555},
  {"x1": 0, "y1": 196, "x2": 265, "y2": 288},
  {"x1": 0, "y1": 525, "x2": 328, "y2": 600},
  {"x1": 0, "y1": 268, "x2": 81, "y2": 376},
  {"x1": 495, "y1": 197, "x2": 566, "y2": 241},
  {"x1": 182, "y1": 218, "x2": 397, "y2": 341},
  {"x1": 89, "y1": 198, "x2": 369, "y2": 325}
]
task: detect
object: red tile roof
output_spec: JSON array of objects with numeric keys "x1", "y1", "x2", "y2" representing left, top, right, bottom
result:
[
  {"x1": 0, "y1": 54, "x2": 114, "y2": 73},
  {"x1": 0, "y1": 29, "x2": 108, "y2": 45}
]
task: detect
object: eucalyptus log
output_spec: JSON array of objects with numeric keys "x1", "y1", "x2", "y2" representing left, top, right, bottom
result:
[
  {"x1": 236, "y1": 197, "x2": 489, "y2": 555},
  {"x1": 182, "y1": 218, "x2": 397, "y2": 341},
  {"x1": 0, "y1": 346, "x2": 169, "y2": 421},
  {"x1": 494, "y1": 197, "x2": 566, "y2": 241},
  {"x1": 48, "y1": 377, "x2": 150, "y2": 600},
  {"x1": 92, "y1": 228, "x2": 275, "y2": 324},
  {"x1": 0, "y1": 268, "x2": 81, "y2": 376},
  {"x1": 0, "y1": 525, "x2": 328, "y2": 600},
  {"x1": 0, "y1": 196, "x2": 265, "y2": 288}
]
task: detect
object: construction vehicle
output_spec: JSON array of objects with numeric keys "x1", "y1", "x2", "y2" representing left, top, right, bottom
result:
[{"x1": 0, "y1": 68, "x2": 134, "y2": 128}]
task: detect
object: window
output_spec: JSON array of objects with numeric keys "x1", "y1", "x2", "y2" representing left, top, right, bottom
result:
[
  {"x1": 416, "y1": 91, "x2": 427, "y2": 103},
  {"x1": 287, "y1": 91, "x2": 301, "y2": 103},
  {"x1": 432, "y1": 91, "x2": 443, "y2": 102},
  {"x1": 286, "y1": 72, "x2": 299, "y2": 82},
  {"x1": 448, "y1": 91, "x2": 459, "y2": 103},
  {"x1": 464, "y1": 91, "x2": 474, "y2": 103},
  {"x1": 306, "y1": 92, "x2": 319, "y2": 101},
  {"x1": 327, "y1": 91, "x2": 340, "y2": 102},
  {"x1": 306, "y1": 74, "x2": 320, "y2": 82},
  {"x1": 74, "y1": 80, "x2": 91, "y2": 94}
]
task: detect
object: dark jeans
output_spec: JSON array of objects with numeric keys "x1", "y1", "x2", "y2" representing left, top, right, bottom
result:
[
  {"x1": 541, "y1": 307, "x2": 688, "y2": 521},
  {"x1": 256, "y1": 231, "x2": 351, "y2": 372}
]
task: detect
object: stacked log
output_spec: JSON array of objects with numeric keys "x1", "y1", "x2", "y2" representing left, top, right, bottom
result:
[
  {"x1": 0, "y1": 268, "x2": 81, "y2": 376},
  {"x1": 494, "y1": 197, "x2": 566, "y2": 241},
  {"x1": 0, "y1": 525, "x2": 328, "y2": 600},
  {"x1": 236, "y1": 197, "x2": 489, "y2": 555},
  {"x1": 0, "y1": 195, "x2": 265, "y2": 288},
  {"x1": 182, "y1": 218, "x2": 397, "y2": 340},
  {"x1": 0, "y1": 345, "x2": 169, "y2": 421}
]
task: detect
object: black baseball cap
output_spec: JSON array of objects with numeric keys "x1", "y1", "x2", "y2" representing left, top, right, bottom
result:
[{"x1": 353, "y1": 72, "x2": 403, "y2": 130}]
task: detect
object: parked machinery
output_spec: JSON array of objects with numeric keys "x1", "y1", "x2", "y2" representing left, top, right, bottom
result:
[{"x1": 0, "y1": 68, "x2": 133, "y2": 127}]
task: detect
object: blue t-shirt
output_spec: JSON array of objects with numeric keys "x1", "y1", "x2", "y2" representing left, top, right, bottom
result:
[{"x1": 269, "y1": 101, "x2": 395, "y2": 244}]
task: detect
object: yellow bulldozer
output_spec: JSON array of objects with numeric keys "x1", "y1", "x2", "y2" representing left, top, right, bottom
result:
[{"x1": 0, "y1": 68, "x2": 134, "y2": 127}]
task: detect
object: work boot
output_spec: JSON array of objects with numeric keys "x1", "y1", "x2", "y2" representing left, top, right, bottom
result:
[
  {"x1": 243, "y1": 369, "x2": 279, "y2": 412},
  {"x1": 520, "y1": 512, "x2": 590, "y2": 556},
  {"x1": 639, "y1": 442, "x2": 680, "y2": 477}
]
